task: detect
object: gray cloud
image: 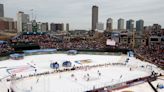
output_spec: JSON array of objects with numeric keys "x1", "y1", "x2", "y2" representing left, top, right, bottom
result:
[{"x1": 1, "y1": 0, "x2": 164, "y2": 29}]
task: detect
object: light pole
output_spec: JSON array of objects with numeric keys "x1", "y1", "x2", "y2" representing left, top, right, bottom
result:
[{"x1": 30, "y1": 9, "x2": 34, "y2": 21}]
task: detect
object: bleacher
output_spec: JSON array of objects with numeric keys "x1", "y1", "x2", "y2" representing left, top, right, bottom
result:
[{"x1": 0, "y1": 40, "x2": 14, "y2": 56}]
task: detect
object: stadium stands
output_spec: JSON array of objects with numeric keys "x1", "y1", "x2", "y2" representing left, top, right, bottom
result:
[
  {"x1": 0, "y1": 40, "x2": 14, "y2": 56},
  {"x1": 0, "y1": 30, "x2": 163, "y2": 69}
]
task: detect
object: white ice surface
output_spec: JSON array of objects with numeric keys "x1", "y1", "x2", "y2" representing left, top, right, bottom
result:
[
  {"x1": 12, "y1": 66, "x2": 150, "y2": 92},
  {"x1": 0, "y1": 54, "x2": 163, "y2": 92}
]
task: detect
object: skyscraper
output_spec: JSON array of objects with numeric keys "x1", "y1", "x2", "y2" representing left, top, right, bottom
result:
[
  {"x1": 0, "y1": 17, "x2": 16, "y2": 32},
  {"x1": 136, "y1": 19, "x2": 144, "y2": 32},
  {"x1": 0, "y1": 4, "x2": 4, "y2": 17},
  {"x1": 17, "y1": 11, "x2": 30, "y2": 32},
  {"x1": 118, "y1": 18, "x2": 124, "y2": 30},
  {"x1": 50, "y1": 23, "x2": 64, "y2": 32},
  {"x1": 37, "y1": 22, "x2": 48, "y2": 32},
  {"x1": 66, "y1": 23, "x2": 69, "y2": 31},
  {"x1": 106, "y1": 18, "x2": 113, "y2": 32},
  {"x1": 126, "y1": 19, "x2": 134, "y2": 31},
  {"x1": 92, "y1": 5, "x2": 98, "y2": 31},
  {"x1": 152, "y1": 24, "x2": 161, "y2": 32}
]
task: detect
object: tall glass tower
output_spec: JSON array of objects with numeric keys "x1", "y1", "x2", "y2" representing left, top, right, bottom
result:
[
  {"x1": 92, "y1": 5, "x2": 98, "y2": 31},
  {"x1": 0, "y1": 4, "x2": 4, "y2": 17}
]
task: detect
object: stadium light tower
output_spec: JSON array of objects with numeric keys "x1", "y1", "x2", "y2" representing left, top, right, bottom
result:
[{"x1": 132, "y1": 29, "x2": 135, "y2": 48}]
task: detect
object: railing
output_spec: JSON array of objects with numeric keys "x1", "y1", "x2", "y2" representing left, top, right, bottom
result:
[
  {"x1": 89, "y1": 76, "x2": 151, "y2": 92},
  {"x1": 0, "y1": 51, "x2": 122, "y2": 62}
]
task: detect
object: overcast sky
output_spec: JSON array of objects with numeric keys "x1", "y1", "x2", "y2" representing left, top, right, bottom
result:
[{"x1": 1, "y1": 0, "x2": 164, "y2": 30}]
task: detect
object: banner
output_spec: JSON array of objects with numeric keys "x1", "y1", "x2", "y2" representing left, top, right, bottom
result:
[{"x1": 106, "y1": 39, "x2": 116, "y2": 46}]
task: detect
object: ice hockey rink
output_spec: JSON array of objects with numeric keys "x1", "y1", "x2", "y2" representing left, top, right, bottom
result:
[{"x1": 0, "y1": 53, "x2": 163, "y2": 92}]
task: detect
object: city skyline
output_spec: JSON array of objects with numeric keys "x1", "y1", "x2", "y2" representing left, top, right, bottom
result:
[{"x1": 1, "y1": 0, "x2": 164, "y2": 30}]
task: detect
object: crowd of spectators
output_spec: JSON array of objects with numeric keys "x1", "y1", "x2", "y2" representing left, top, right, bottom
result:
[
  {"x1": 116, "y1": 43, "x2": 131, "y2": 49},
  {"x1": 63, "y1": 37, "x2": 106, "y2": 49},
  {"x1": 10, "y1": 33, "x2": 107, "y2": 50},
  {"x1": 135, "y1": 29, "x2": 164, "y2": 67},
  {"x1": 0, "y1": 41, "x2": 14, "y2": 56},
  {"x1": 10, "y1": 33, "x2": 132, "y2": 50},
  {"x1": 135, "y1": 43, "x2": 164, "y2": 67},
  {"x1": 1, "y1": 31, "x2": 163, "y2": 68},
  {"x1": 11, "y1": 34, "x2": 61, "y2": 48}
]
